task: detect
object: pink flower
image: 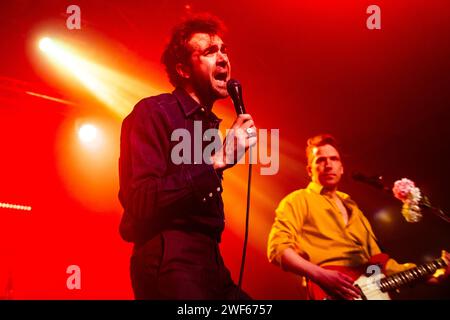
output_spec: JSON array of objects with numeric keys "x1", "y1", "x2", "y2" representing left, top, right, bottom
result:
[{"x1": 392, "y1": 178, "x2": 416, "y2": 201}]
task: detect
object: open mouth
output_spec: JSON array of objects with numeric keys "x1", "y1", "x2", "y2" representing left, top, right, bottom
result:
[{"x1": 213, "y1": 72, "x2": 228, "y2": 86}]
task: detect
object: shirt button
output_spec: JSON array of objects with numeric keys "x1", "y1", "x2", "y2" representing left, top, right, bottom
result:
[
  {"x1": 216, "y1": 187, "x2": 221, "y2": 192},
  {"x1": 202, "y1": 197, "x2": 206, "y2": 202},
  {"x1": 200, "y1": 107, "x2": 205, "y2": 112},
  {"x1": 208, "y1": 192, "x2": 213, "y2": 198}
]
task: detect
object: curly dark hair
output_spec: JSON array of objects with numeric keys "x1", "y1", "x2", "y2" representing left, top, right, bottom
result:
[
  {"x1": 306, "y1": 134, "x2": 340, "y2": 165},
  {"x1": 161, "y1": 13, "x2": 227, "y2": 87}
]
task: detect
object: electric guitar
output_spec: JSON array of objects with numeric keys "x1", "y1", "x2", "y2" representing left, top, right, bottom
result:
[{"x1": 308, "y1": 252, "x2": 448, "y2": 300}]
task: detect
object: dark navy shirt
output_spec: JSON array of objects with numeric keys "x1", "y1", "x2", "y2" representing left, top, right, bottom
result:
[{"x1": 119, "y1": 88, "x2": 225, "y2": 245}]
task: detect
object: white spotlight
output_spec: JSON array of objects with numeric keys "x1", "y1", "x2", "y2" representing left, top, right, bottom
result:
[
  {"x1": 78, "y1": 124, "x2": 98, "y2": 144},
  {"x1": 39, "y1": 37, "x2": 53, "y2": 52}
]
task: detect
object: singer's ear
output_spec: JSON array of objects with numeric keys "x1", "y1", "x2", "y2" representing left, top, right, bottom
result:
[
  {"x1": 307, "y1": 164, "x2": 312, "y2": 178},
  {"x1": 176, "y1": 63, "x2": 191, "y2": 80}
]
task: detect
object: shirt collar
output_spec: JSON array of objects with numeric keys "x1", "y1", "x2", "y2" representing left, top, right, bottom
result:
[
  {"x1": 173, "y1": 87, "x2": 221, "y2": 123},
  {"x1": 307, "y1": 181, "x2": 350, "y2": 200}
]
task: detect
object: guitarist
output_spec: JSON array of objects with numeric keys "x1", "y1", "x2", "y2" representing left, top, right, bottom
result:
[{"x1": 267, "y1": 134, "x2": 450, "y2": 299}]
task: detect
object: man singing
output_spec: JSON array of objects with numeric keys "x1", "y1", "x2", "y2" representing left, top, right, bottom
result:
[{"x1": 118, "y1": 14, "x2": 256, "y2": 299}]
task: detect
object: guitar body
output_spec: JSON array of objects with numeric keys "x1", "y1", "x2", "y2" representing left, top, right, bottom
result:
[
  {"x1": 307, "y1": 253, "x2": 391, "y2": 300},
  {"x1": 307, "y1": 252, "x2": 447, "y2": 300},
  {"x1": 353, "y1": 273, "x2": 390, "y2": 300},
  {"x1": 308, "y1": 251, "x2": 449, "y2": 300}
]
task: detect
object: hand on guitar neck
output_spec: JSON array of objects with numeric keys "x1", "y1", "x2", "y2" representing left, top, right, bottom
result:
[{"x1": 426, "y1": 250, "x2": 450, "y2": 285}]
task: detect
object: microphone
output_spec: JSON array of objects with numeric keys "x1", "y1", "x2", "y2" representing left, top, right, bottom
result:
[
  {"x1": 353, "y1": 173, "x2": 423, "y2": 223},
  {"x1": 227, "y1": 79, "x2": 246, "y2": 115},
  {"x1": 352, "y1": 172, "x2": 386, "y2": 190}
]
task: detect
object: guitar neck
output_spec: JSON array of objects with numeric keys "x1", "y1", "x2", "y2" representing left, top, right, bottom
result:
[{"x1": 379, "y1": 258, "x2": 447, "y2": 293}]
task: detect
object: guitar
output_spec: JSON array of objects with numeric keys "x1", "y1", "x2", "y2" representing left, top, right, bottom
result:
[{"x1": 308, "y1": 252, "x2": 448, "y2": 300}]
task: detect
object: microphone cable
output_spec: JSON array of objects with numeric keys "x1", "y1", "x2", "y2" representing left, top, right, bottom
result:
[
  {"x1": 226, "y1": 79, "x2": 253, "y2": 299},
  {"x1": 236, "y1": 146, "x2": 253, "y2": 299}
]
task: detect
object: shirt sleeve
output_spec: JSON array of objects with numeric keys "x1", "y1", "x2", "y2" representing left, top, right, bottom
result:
[
  {"x1": 384, "y1": 259, "x2": 417, "y2": 276},
  {"x1": 267, "y1": 192, "x2": 307, "y2": 267},
  {"x1": 118, "y1": 99, "x2": 222, "y2": 243}
]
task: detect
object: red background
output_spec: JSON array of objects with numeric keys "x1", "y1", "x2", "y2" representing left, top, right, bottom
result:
[{"x1": 0, "y1": 0, "x2": 449, "y2": 299}]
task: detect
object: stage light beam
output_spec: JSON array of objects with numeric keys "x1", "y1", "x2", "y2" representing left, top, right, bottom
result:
[{"x1": 37, "y1": 36, "x2": 160, "y2": 118}]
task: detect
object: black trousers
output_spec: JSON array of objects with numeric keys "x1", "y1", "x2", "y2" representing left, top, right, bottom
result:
[{"x1": 130, "y1": 229, "x2": 251, "y2": 300}]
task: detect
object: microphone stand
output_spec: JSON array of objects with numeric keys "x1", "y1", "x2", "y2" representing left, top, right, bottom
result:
[
  {"x1": 420, "y1": 195, "x2": 450, "y2": 223},
  {"x1": 353, "y1": 174, "x2": 450, "y2": 224}
]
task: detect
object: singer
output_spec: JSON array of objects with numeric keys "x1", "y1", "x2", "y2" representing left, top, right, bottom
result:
[
  {"x1": 267, "y1": 134, "x2": 449, "y2": 299},
  {"x1": 118, "y1": 14, "x2": 256, "y2": 299}
]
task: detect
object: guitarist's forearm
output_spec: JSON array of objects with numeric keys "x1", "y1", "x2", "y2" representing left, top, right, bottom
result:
[{"x1": 280, "y1": 248, "x2": 324, "y2": 283}]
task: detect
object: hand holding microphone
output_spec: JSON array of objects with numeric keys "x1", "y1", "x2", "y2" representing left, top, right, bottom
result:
[{"x1": 211, "y1": 79, "x2": 257, "y2": 170}]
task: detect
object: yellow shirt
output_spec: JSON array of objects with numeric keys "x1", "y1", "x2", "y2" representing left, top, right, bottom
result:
[{"x1": 267, "y1": 182, "x2": 413, "y2": 275}]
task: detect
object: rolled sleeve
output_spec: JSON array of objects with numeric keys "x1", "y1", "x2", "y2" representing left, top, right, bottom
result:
[{"x1": 267, "y1": 192, "x2": 306, "y2": 266}]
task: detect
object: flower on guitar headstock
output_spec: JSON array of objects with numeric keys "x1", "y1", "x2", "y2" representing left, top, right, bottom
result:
[{"x1": 392, "y1": 178, "x2": 422, "y2": 223}]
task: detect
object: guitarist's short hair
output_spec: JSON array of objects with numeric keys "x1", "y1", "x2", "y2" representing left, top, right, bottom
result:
[{"x1": 306, "y1": 134, "x2": 339, "y2": 165}]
